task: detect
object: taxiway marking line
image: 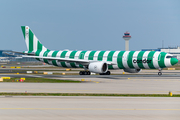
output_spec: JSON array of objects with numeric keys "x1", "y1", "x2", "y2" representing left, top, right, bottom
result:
[{"x1": 0, "y1": 108, "x2": 180, "y2": 111}]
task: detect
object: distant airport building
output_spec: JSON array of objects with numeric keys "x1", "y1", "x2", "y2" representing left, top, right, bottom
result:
[
  {"x1": 123, "y1": 31, "x2": 131, "y2": 51},
  {"x1": 0, "y1": 50, "x2": 39, "y2": 62},
  {"x1": 142, "y1": 47, "x2": 180, "y2": 60}
]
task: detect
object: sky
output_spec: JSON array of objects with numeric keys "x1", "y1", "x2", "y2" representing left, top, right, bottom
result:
[{"x1": 0, "y1": 0, "x2": 180, "y2": 51}]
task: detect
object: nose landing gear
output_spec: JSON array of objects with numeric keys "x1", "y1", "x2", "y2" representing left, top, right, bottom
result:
[{"x1": 158, "y1": 68, "x2": 162, "y2": 76}]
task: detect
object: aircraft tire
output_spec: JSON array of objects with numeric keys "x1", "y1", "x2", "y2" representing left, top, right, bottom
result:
[
  {"x1": 158, "y1": 72, "x2": 162, "y2": 76},
  {"x1": 79, "y1": 71, "x2": 83, "y2": 75},
  {"x1": 106, "y1": 71, "x2": 111, "y2": 75},
  {"x1": 87, "y1": 71, "x2": 91, "y2": 75},
  {"x1": 99, "y1": 71, "x2": 111, "y2": 75},
  {"x1": 79, "y1": 71, "x2": 91, "y2": 75},
  {"x1": 84, "y1": 71, "x2": 88, "y2": 75}
]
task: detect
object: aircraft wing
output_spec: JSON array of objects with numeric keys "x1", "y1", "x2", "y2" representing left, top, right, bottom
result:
[
  {"x1": 22, "y1": 55, "x2": 116, "y2": 66},
  {"x1": 4, "y1": 51, "x2": 35, "y2": 56}
]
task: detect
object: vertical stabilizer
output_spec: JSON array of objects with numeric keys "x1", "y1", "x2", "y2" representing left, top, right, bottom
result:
[{"x1": 21, "y1": 26, "x2": 49, "y2": 53}]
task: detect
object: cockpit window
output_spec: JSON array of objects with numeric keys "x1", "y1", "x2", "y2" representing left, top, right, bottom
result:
[{"x1": 166, "y1": 56, "x2": 177, "y2": 58}]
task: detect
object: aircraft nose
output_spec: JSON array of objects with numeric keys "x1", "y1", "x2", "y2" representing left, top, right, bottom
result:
[{"x1": 171, "y1": 58, "x2": 178, "y2": 66}]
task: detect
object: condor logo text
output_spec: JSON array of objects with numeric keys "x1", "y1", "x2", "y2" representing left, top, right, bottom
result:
[{"x1": 133, "y1": 59, "x2": 152, "y2": 63}]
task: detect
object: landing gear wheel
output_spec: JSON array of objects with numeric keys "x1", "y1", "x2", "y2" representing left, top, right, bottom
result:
[
  {"x1": 158, "y1": 72, "x2": 162, "y2": 76},
  {"x1": 79, "y1": 71, "x2": 83, "y2": 75},
  {"x1": 99, "y1": 71, "x2": 111, "y2": 75},
  {"x1": 106, "y1": 71, "x2": 111, "y2": 75},
  {"x1": 87, "y1": 71, "x2": 91, "y2": 75},
  {"x1": 84, "y1": 71, "x2": 87, "y2": 75},
  {"x1": 79, "y1": 71, "x2": 91, "y2": 75}
]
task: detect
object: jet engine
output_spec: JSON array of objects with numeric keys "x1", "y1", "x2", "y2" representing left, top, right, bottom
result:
[
  {"x1": 88, "y1": 62, "x2": 108, "y2": 73},
  {"x1": 123, "y1": 68, "x2": 141, "y2": 73}
]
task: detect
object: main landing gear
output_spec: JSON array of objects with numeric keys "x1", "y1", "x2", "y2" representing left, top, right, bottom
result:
[
  {"x1": 158, "y1": 68, "x2": 162, "y2": 76},
  {"x1": 79, "y1": 71, "x2": 111, "y2": 75},
  {"x1": 79, "y1": 71, "x2": 91, "y2": 75},
  {"x1": 99, "y1": 71, "x2": 111, "y2": 75}
]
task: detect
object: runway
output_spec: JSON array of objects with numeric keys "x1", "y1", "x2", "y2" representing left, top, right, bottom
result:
[
  {"x1": 0, "y1": 70, "x2": 179, "y2": 119},
  {"x1": 0, "y1": 74, "x2": 180, "y2": 94},
  {"x1": 0, "y1": 96, "x2": 179, "y2": 120}
]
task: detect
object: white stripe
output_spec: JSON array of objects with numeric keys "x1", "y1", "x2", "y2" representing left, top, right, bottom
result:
[
  {"x1": 102, "y1": 51, "x2": 110, "y2": 62},
  {"x1": 56, "y1": 51, "x2": 63, "y2": 67},
  {"x1": 25, "y1": 26, "x2": 29, "y2": 51},
  {"x1": 56, "y1": 51, "x2": 63, "y2": 57},
  {"x1": 132, "y1": 51, "x2": 140, "y2": 69},
  {"x1": 84, "y1": 51, "x2": 91, "y2": 60},
  {"x1": 42, "y1": 46, "x2": 47, "y2": 51},
  {"x1": 74, "y1": 51, "x2": 82, "y2": 59},
  {"x1": 142, "y1": 51, "x2": 150, "y2": 69},
  {"x1": 122, "y1": 51, "x2": 130, "y2": 69},
  {"x1": 74, "y1": 51, "x2": 82, "y2": 67},
  {"x1": 47, "y1": 51, "x2": 54, "y2": 65},
  {"x1": 112, "y1": 51, "x2": 120, "y2": 69},
  {"x1": 164, "y1": 54, "x2": 171, "y2": 67},
  {"x1": 65, "y1": 51, "x2": 72, "y2": 68},
  {"x1": 39, "y1": 50, "x2": 47, "y2": 62},
  {"x1": 153, "y1": 52, "x2": 160, "y2": 69},
  {"x1": 33, "y1": 35, "x2": 38, "y2": 52},
  {"x1": 93, "y1": 51, "x2": 101, "y2": 61}
]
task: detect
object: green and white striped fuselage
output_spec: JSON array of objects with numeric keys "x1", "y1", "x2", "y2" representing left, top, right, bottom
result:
[
  {"x1": 21, "y1": 26, "x2": 178, "y2": 73},
  {"x1": 34, "y1": 50, "x2": 173, "y2": 69}
]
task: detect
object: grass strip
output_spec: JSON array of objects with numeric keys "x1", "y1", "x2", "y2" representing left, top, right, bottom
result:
[
  {"x1": 0, "y1": 93, "x2": 180, "y2": 97},
  {"x1": 3, "y1": 78, "x2": 81, "y2": 83}
]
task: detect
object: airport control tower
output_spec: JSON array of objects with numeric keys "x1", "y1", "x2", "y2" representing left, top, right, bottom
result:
[{"x1": 123, "y1": 31, "x2": 131, "y2": 51}]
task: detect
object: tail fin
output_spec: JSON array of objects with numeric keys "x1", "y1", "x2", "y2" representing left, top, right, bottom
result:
[{"x1": 21, "y1": 26, "x2": 49, "y2": 53}]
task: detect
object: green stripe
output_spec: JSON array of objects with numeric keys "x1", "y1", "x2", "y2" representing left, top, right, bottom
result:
[
  {"x1": 107, "y1": 51, "x2": 115, "y2": 61},
  {"x1": 108, "y1": 65, "x2": 113, "y2": 69},
  {"x1": 79, "y1": 51, "x2": 87, "y2": 68},
  {"x1": 60, "y1": 51, "x2": 68, "y2": 58},
  {"x1": 69, "y1": 51, "x2": 77, "y2": 68},
  {"x1": 60, "y1": 51, "x2": 68, "y2": 67},
  {"x1": 37, "y1": 41, "x2": 42, "y2": 51},
  {"x1": 117, "y1": 51, "x2": 125, "y2": 69},
  {"x1": 29, "y1": 29, "x2": 34, "y2": 51},
  {"x1": 35, "y1": 50, "x2": 41, "y2": 61},
  {"x1": 147, "y1": 51, "x2": 156, "y2": 69},
  {"x1": 79, "y1": 64, "x2": 84, "y2": 68},
  {"x1": 98, "y1": 51, "x2": 105, "y2": 61},
  {"x1": 127, "y1": 51, "x2": 135, "y2": 68},
  {"x1": 52, "y1": 51, "x2": 59, "y2": 66},
  {"x1": 137, "y1": 51, "x2": 145, "y2": 69},
  {"x1": 88, "y1": 51, "x2": 96, "y2": 60},
  {"x1": 21, "y1": 26, "x2": 25, "y2": 39},
  {"x1": 107, "y1": 51, "x2": 115, "y2": 69},
  {"x1": 158, "y1": 52, "x2": 167, "y2": 68},
  {"x1": 43, "y1": 51, "x2": 51, "y2": 64}
]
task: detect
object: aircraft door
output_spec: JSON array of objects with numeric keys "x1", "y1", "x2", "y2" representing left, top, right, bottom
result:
[{"x1": 79, "y1": 53, "x2": 84, "y2": 59}]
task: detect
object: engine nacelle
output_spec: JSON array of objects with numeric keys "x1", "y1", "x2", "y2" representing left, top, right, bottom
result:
[
  {"x1": 123, "y1": 68, "x2": 141, "y2": 73},
  {"x1": 88, "y1": 62, "x2": 108, "y2": 73}
]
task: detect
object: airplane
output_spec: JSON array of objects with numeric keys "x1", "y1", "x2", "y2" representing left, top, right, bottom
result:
[{"x1": 19, "y1": 26, "x2": 178, "y2": 75}]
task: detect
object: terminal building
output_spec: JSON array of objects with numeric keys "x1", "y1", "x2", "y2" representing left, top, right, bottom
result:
[{"x1": 0, "y1": 50, "x2": 39, "y2": 62}]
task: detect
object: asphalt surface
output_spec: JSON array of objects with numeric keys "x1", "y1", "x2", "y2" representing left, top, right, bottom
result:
[
  {"x1": 0, "y1": 96, "x2": 179, "y2": 120},
  {"x1": 0, "y1": 74, "x2": 180, "y2": 94},
  {"x1": 0, "y1": 69, "x2": 179, "y2": 119}
]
